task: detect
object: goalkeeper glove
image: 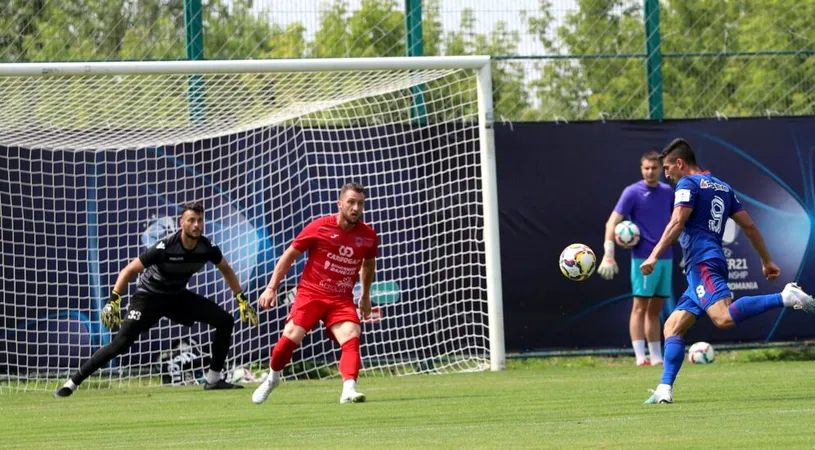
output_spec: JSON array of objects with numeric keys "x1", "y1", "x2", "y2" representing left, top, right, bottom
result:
[
  {"x1": 597, "y1": 240, "x2": 619, "y2": 280},
  {"x1": 236, "y1": 291, "x2": 258, "y2": 327},
  {"x1": 101, "y1": 290, "x2": 123, "y2": 329}
]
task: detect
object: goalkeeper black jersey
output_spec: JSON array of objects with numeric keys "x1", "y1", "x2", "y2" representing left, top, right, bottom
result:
[{"x1": 136, "y1": 231, "x2": 223, "y2": 295}]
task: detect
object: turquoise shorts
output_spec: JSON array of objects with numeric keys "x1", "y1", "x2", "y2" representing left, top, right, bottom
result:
[{"x1": 630, "y1": 258, "x2": 673, "y2": 298}]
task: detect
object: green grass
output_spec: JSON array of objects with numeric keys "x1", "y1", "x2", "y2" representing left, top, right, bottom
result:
[{"x1": 3, "y1": 356, "x2": 815, "y2": 449}]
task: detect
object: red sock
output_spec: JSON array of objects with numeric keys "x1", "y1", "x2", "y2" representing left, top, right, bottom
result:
[
  {"x1": 339, "y1": 337, "x2": 361, "y2": 381},
  {"x1": 270, "y1": 336, "x2": 298, "y2": 371}
]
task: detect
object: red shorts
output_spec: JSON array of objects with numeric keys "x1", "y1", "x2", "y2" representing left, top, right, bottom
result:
[{"x1": 286, "y1": 293, "x2": 360, "y2": 341}]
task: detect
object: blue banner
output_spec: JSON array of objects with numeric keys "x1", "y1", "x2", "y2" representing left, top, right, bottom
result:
[{"x1": 495, "y1": 117, "x2": 815, "y2": 351}]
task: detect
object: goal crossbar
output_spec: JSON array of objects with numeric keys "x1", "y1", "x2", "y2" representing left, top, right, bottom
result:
[{"x1": 0, "y1": 56, "x2": 492, "y2": 77}]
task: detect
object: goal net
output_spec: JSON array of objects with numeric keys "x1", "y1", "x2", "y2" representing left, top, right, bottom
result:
[{"x1": 0, "y1": 57, "x2": 504, "y2": 392}]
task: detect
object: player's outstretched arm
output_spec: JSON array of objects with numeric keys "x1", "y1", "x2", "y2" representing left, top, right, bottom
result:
[
  {"x1": 259, "y1": 246, "x2": 303, "y2": 310},
  {"x1": 113, "y1": 257, "x2": 145, "y2": 294},
  {"x1": 358, "y1": 258, "x2": 376, "y2": 319},
  {"x1": 731, "y1": 210, "x2": 780, "y2": 280},
  {"x1": 102, "y1": 258, "x2": 145, "y2": 329},
  {"x1": 730, "y1": 210, "x2": 771, "y2": 262},
  {"x1": 598, "y1": 211, "x2": 624, "y2": 280},
  {"x1": 641, "y1": 206, "x2": 691, "y2": 275},
  {"x1": 216, "y1": 258, "x2": 258, "y2": 326},
  {"x1": 215, "y1": 258, "x2": 243, "y2": 295}
]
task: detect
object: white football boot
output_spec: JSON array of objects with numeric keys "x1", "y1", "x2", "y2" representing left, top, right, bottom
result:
[
  {"x1": 340, "y1": 391, "x2": 366, "y2": 404},
  {"x1": 339, "y1": 379, "x2": 366, "y2": 404},
  {"x1": 251, "y1": 372, "x2": 280, "y2": 404},
  {"x1": 643, "y1": 384, "x2": 673, "y2": 404},
  {"x1": 783, "y1": 283, "x2": 815, "y2": 313}
]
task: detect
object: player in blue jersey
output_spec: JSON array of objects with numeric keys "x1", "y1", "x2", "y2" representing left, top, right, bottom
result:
[
  {"x1": 598, "y1": 150, "x2": 674, "y2": 366},
  {"x1": 640, "y1": 138, "x2": 815, "y2": 404}
]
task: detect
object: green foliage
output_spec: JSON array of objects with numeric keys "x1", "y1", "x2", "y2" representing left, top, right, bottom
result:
[
  {"x1": 1, "y1": 0, "x2": 187, "y2": 61},
  {"x1": 668, "y1": 0, "x2": 815, "y2": 118},
  {"x1": 204, "y1": 0, "x2": 306, "y2": 60},
  {"x1": 526, "y1": 0, "x2": 815, "y2": 120},
  {"x1": 527, "y1": 0, "x2": 648, "y2": 120},
  {"x1": 443, "y1": 8, "x2": 530, "y2": 121},
  {"x1": 726, "y1": 346, "x2": 815, "y2": 363},
  {"x1": 283, "y1": 360, "x2": 336, "y2": 379},
  {"x1": 0, "y1": 0, "x2": 529, "y2": 127},
  {"x1": 1, "y1": 0, "x2": 810, "y2": 122}
]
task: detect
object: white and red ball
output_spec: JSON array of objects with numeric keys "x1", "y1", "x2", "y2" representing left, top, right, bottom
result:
[{"x1": 688, "y1": 341, "x2": 715, "y2": 364}]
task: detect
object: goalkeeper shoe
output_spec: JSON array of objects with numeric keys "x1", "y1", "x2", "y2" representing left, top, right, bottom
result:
[
  {"x1": 643, "y1": 385, "x2": 673, "y2": 404},
  {"x1": 54, "y1": 387, "x2": 74, "y2": 398},
  {"x1": 252, "y1": 373, "x2": 280, "y2": 404},
  {"x1": 783, "y1": 283, "x2": 815, "y2": 314},
  {"x1": 340, "y1": 390, "x2": 366, "y2": 404},
  {"x1": 203, "y1": 379, "x2": 244, "y2": 390}
]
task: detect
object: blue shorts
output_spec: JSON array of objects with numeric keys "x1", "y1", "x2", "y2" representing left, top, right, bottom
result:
[
  {"x1": 675, "y1": 259, "x2": 732, "y2": 317},
  {"x1": 631, "y1": 258, "x2": 673, "y2": 298}
]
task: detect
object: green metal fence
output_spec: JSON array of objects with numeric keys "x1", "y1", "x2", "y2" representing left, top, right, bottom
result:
[{"x1": 1, "y1": 0, "x2": 812, "y2": 122}]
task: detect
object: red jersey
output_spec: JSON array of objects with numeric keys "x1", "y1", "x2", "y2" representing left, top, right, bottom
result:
[{"x1": 291, "y1": 215, "x2": 378, "y2": 301}]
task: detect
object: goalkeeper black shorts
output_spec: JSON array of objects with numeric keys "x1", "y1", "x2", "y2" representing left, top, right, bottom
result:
[{"x1": 122, "y1": 290, "x2": 228, "y2": 333}]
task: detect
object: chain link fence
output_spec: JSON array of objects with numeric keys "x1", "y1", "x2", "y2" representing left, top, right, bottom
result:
[{"x1": 1, "y1": 0, "x2": 812, "y2": 121}]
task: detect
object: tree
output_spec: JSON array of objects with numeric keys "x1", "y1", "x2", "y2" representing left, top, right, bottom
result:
[
  {"x1": 305, "y1": 1, "x2": 531, "y2": 123},
  {"x1": 660, "y1": 0, "x2": 815, "y2": 117},
  {"x1": 526, "y1": 0, "x2": 815, "y2": 120},
  {"x1": 347, "y1": 0, "x2": 404, "y2": 57},
  {"x1": 0, "y1": 0, "x2": 47, "y2": 61},
  {"x1": 0, "y1": 1, "x2": 189, "y2": 130},
  {"x1": 421, "y1": 0, "x2": 444, "y2": 57},
  {"x1": 204, "y1": 0, "x2": 306, "y2": 60},
  {"x1": 310, "y1": 0, "x2": 404, "y2": 58},
  {"x1": 5, "y1": 0, "x2": 187, "y2": 61},
  {"x1": 439, "y1": 8, "x2": 531, "y2": 122},
  {"x1": 527, "y1": 0, "x2": 646, "y2": 120}
]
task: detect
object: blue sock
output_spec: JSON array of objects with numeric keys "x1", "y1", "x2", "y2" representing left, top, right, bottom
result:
[
  {"x1": 660, "y1": 336, "x2": 685, "y2": 385},
  {"x1": 728, "y1": 293, "x2": 783, "y2": 324}
]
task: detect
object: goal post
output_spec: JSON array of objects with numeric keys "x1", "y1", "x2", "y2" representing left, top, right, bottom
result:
[{"x1": 0, "y1": 56, "x2": 505, "y2": 391}]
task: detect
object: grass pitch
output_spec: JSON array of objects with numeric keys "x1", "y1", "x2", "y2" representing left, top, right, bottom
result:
[{"x1": 2, "y1": 355, "x2": 815, "y2": 449}]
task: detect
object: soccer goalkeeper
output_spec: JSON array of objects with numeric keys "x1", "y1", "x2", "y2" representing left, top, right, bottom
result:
[{"x1": 55, "y1": 202, "x2": 259, "y2": 397}]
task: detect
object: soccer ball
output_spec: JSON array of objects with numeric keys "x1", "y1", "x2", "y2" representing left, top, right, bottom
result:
[
  {"x1": 229, "y1": 366, "x2": 256, "y2": 384},
  {"x1": 614, "y1": 220, "x2": 641, "y2": 248},
  {"x1": 688, "y1": 341, "x2": 715, "y2": 364},
  {"x1": 559, "y1": 243, "x2": 596, "y2": 281}
]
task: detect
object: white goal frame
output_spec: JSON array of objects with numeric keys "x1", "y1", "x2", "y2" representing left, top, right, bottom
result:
[{"x1": 0, "y1": 55, "x2": 505, "y2": 373}]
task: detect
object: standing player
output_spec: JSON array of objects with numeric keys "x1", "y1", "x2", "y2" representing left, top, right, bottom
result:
[
  {"x1": 598, "y1": 150, "x2": 673, "y2": 366},
  {"x1": 252, "y1": 183, "x2": 377, "y2": 405},
  {"x1": 55, "y1": 202, "x2": 258, "y2": 397},
  {"x1": 641, "y1": 138, "x2": 814, "y2": 404}
]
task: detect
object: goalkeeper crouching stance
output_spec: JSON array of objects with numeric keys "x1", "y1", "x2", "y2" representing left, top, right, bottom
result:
[{"x1": 55, "y1": 202, "x2": 259, "y2": 397}]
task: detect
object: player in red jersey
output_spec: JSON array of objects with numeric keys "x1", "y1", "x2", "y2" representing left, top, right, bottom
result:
[{"x1": 252, "y1": 183, "x2": 377, "y2": 404}]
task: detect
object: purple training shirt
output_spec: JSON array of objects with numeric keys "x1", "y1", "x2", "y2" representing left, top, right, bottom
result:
[{"x1": 614, "y1": 180, "x2": 673, "y2": 259}]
